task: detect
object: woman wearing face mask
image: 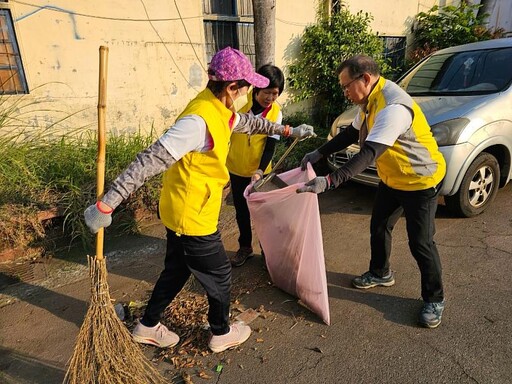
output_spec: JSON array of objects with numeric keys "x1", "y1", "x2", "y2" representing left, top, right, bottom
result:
[
  {"x1": 226, "y1": 64, "x2": 285, "y2": 267},
  {"x1": 83, "y1": 47, "x2": 314, "y2": 353}
]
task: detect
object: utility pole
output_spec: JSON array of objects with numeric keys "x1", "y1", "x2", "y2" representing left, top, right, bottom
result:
[
  {"x1": 252, "y1": 0, "x2": 276, "y2": 69},
  {"x1": 477, "y1": 0, "x2": 496, "y2": 18}
]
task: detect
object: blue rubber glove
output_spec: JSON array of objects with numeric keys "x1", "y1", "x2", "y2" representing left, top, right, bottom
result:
[
  {"x1": 300, "y1": 149, "x2": 323, "y2": 171},
  {"x1": 84, "y1": 202, "x2": 113, "y2": 234},
  {"x1": 296, "y1": 176, "x2": 331, "y2": 194},
  {"x1": 291, "y1": 124, "x2": 316, "y2": 139}
]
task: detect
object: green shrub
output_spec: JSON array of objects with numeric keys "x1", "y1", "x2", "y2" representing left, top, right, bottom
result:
[
  {"x1": 409, "y1": 2, "x2": 505, "y2": 64},
  {"x1": 287, "y1": 6, "x2": 391, "y2": 128}
]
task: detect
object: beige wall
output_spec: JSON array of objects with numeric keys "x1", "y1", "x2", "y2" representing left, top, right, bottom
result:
[
  {"x1": 344, "y1": 0, "x2": 461, "y2": 37},
  {"x1": 6, "y1": 0, "x2": 463, "y2": 136},
  {"x1": 10, "y1": 1, "x2": 208, "y2": 136},
  {"x1": 344, "y1": 0, "x2": 436, "y2": 36},
  {"x1": 7, "y1": 0, "x2": 317, "y2": 137}
]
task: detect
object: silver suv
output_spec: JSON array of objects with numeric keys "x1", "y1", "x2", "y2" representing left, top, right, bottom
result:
[{"x1": 327, "y1": 38, "x2": 512, "y2": 217}]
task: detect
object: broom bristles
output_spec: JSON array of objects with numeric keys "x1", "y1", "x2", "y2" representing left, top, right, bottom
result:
[{"x1": 63, "y1": 256, "x2": 169, "y2": 384}]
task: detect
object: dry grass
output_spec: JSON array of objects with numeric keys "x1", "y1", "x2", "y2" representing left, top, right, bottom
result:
[
  {"x1": 63, "y1": 256, "x2": 168, "y2": 384},
  {"x1": 0, "y1": 204, "x2": 46, "y2": 252}
]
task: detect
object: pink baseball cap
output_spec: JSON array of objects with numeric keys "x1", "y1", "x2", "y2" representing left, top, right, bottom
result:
[{"x1": 208, "y1": 47, "x2": 269, "y2": 88}]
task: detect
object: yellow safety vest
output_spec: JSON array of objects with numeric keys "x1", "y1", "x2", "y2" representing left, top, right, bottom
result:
[
  {"x1": 158, "y1": 88, "x2": 234, "y2": 236},
  {"x1": 226, "y1": 91, "x2": 281, "y2": 177},
  {"x1": 364, "y1": 77, "x2": 446, "y2": 191}
]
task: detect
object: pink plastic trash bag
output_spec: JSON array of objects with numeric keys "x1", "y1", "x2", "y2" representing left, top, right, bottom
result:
[{"x1": 244, "y1": 165, "x2": 330, "y2": 325}]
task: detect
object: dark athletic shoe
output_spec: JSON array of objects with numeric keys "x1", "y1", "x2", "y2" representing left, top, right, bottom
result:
[
  {"x1": 352, "y1": 271, "x2": 395, "y2": 289},
  {"x1": 418, "y1": 301, "x2": 445, "y2": 329},
  {"x1": 230, "y1": 247, "x2": 254, "y2": 267}
]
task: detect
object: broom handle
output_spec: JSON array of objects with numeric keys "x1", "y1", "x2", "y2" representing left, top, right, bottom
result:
[{"x1": 96, "y1": 46, "x2": 109, "y2": 261}]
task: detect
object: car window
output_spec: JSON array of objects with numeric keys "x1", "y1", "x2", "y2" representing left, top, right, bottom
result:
[{"x1": 401, "y1": 47, "x2": 512, "y2": 95}]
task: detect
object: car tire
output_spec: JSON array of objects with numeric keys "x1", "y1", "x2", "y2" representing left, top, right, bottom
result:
[{"x1": 445, "y1": 152, "x2": 500, "y2": 218}]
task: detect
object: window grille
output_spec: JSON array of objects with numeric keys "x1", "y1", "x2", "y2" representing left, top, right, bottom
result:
[
  {"x1": 381, "y1": 36, "x2": 407, "y2": 80},
  {"x1": 203, "y1": 0, "x2": 255, "y2": 66},
  {"x1": 0, "y1": 8, "x2": 28, "y2": 94}
]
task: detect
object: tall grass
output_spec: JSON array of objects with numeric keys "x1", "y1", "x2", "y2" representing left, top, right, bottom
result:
[
  {"x1": 0, "y1": 88, "x2": 161, "y2": 253},
  {"x1": 0, "y1": 128, "x2": 162, "y2": 252},
  {"x1": 0, "y1": 95, "x2": 323, "y2": 256}
]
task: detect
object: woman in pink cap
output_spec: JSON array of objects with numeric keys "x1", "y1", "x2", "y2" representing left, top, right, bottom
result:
[{"x1": 83, "y1": 47, "x2": 314, "y2": 353}]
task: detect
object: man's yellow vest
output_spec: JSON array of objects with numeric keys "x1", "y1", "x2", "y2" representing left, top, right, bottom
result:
[
  {"x1": 226, "y1": 91, "x2": 281, "y2": 177},
  {"x1": 158, "y1": 88, "x2": 233, "y2": 236},
  {"x1": 364, "y1": 77, "x2": 446, "y2": 191}
]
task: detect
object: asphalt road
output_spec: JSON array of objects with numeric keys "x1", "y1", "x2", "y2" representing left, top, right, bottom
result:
[{"x1": 0, "y1": 181, "x2": 511, "y2": 384}]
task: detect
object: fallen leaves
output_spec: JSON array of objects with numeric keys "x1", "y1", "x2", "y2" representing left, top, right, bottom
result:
[
  {"x1": 235, "y1": 308, "x2": 260, "y2": 324},
  {"x1": 116, "y1": 259, "x2": 316, "y2": 380},
  {"x1": 198, "y1": 371, "x2": 212, "y2": 379}
]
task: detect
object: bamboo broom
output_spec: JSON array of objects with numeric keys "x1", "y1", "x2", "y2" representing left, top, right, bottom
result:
[{"x1": 63, "y1": 46, "x2": 168, "y2": 384}]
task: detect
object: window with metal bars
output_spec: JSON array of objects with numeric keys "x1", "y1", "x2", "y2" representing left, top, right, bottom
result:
[
  {"x1": 0, "y1": 8, "x2": 28, "y2": 94},
  {"x1": 380, "y1": 36, "x2": 407, "y2": 80},
  {"x1": 202, "y1": 0, "x2": 255, "y2": 66}
]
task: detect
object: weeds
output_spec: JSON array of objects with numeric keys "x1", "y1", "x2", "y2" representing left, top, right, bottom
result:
[
  {"x1": 0, "y1": 90, "x2": 320, "y2": 259},
  {"x1": 0, "y1": 100, "x2": 161, "y2": 254}
]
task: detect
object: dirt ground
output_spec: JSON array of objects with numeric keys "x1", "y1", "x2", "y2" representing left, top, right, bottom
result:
[
  {"x1": 1, "y1": 182, "x2": 512, "y2": 384},
  {"x1": 0, "y1": 190, "x2": 320, "y2": 383}
]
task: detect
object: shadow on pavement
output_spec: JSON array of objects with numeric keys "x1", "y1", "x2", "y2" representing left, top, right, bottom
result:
[
  {"x1": 0, "y1": 346, "x2": 65, "y2": 384},
  {"x1": 326, "y1": 271, "x2": 421, "y2": 327},
  {"x1": 0, "y1": 272, "x2": 87, "y2": 327}
]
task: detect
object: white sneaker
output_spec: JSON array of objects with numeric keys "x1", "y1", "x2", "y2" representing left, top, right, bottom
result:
[
  {"x1": 208, "y1": 323, "x2": 251, "y2": 353},
  {"x1": 132, "y1": 321, "x2": 179, "y2": 348}
]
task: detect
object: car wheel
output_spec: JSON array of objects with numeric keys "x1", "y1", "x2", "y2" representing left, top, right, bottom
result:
[{"x1": 445, "y1": 152, "x2": 500, "y2": 218}]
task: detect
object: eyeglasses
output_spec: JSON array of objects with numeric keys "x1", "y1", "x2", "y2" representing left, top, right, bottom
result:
[{"x1": 340, "y1": 74, "x2": 363, "y2": 92}]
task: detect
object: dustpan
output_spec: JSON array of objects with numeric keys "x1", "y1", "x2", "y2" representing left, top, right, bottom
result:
[{"x1": 251, "y1": 137, "x2": 300, "y2": 192}]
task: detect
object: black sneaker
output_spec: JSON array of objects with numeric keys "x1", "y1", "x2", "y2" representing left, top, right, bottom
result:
[
  {"x1": 352, "y1": 271, "x2": 395, "y2": 289},
  {"x1": 230, "y1": 247, "x2": 253, "y2": 267},
  {"x1": 418, "y1": 301, "x2": 445, "y2": 329}
]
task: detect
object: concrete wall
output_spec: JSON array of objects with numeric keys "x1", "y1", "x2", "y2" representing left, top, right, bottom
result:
[
  {"x1": 5, "y1": 0, "x2": 467, "y2": 136},
  {"x1": 7, "y1": 0, "x2": 317, "y2": 137},
  {"x1": 345, "y1": 0, "x2": 438, "y2": 37},
  {"x1": 344, "y1": 0, "x2": 461, "y2": 46},
  {"x1": 10, "y1": 1, "x2": 208, "y2": 136}
]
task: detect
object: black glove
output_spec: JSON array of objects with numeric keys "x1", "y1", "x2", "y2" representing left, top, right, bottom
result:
[{"x1": 300, "y1": 149, "x2": 323, "y2": 171}]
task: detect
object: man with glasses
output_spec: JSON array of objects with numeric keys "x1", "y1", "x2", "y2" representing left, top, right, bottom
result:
[{"x1": 298, "y1": 54, "x2": 447, "y2": 329}]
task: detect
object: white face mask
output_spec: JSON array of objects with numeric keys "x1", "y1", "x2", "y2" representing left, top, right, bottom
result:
[{"x1": 230, "y1": 89, "x2": 248, "y2": 112}]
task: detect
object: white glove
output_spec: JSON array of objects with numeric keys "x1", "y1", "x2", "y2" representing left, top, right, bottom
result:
[
  {"x1": 251, "y1": 169, "x2": 264, "y2": 184},
  {"x1": 250, "y1": 169, "x2": 265, "y2": 191},
  {"x1": 296, "y1": 176, "x2": 331, "y2": 194},
  {"x1": 291, "y1": 124, "x2": 316, "y2": 139},
  {"x1": 84, "y1": 202, "x2": 113, "y2": 233}
]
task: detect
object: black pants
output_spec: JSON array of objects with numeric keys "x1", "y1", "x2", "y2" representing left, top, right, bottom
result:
[
  {"x1": 370, "y1": 182, "x2": 444, "y2": 303},
  {"x1": 141, "y1": 228, "x2": 232, "y2": 335},
  {"x1": 229, "y1": 173, "x2": 253, "y2": 249}
]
